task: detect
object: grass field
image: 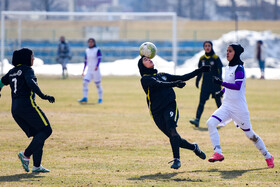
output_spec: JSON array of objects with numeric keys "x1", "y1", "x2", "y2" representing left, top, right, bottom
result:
[{"x1": 0, "y1": 76, "x2": 279, "y2": 186}]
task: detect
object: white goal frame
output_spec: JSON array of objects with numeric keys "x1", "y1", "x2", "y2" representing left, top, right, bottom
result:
[{"x1": 1, "y1": 11, "x2": 177, "y2": 75}]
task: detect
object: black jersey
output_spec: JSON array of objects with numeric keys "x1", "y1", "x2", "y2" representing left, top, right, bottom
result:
[
  {"x1": 140, "y1": 70, "x2": 200, "y2": 114},
  {"x1": 197, "y1": 54, "x2": 223, "y2": 92},
  {"x1": 1, "y1": 65, "x2": 45, "y2": 100}
]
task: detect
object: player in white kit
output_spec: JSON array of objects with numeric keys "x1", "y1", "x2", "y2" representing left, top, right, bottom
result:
[
  {"x1": 78, "y1": 38, "x2": 103, "y2": 103},
  {"x1": 207, "y1": 44, "x2": 274, "y2": 168}
]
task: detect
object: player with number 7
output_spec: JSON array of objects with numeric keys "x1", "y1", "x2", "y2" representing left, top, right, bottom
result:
[{"x1": 0, "y1": 48, "x2": 54, "y2": 173}]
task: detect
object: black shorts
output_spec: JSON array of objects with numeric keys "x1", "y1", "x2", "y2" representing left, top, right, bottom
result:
[
  {"x1": 152, "y1": 102, "x2": 179, "y2": 137},
  {"x1": 12, "y1": 98, "x2": 51, "y2": 138}
]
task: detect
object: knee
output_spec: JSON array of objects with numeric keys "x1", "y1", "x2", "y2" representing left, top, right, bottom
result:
[
  {"x1": 207, "y1": 117, "x2": 217, "y2": 129},
  {"x1": 199, "y1": 101, "x2": 206, "y2": 106},
  {"x1": 169, "y1": 128, "x2": 179, "y2": 138},
  {"x1": 44, "y1": 126, "x2": 52, "y2": 139},
  {"x1": 95, "y1": 82, "x2": 101, "y2": 88},
  {"x1": 83, "y1": 80, "x2": 89, "y2": 87}
]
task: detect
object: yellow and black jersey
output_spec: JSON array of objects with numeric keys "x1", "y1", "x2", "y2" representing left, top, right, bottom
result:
[
  {"x1": 1, "y1": 65, "x2": 51, "y2": 137},
  {"x1": 1, "y1": 65, "x2": 45, "y2": 100},
  {"x1": 197, "y1": 54, "x2": 223, "y2": 92},
  {"x1": 140, "y1": 70, "x2": 200, "y2": 114}
]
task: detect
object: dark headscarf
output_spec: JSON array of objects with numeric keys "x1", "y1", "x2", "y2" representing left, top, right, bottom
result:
[
  {"x1": 229, "y1": 44, "x2": 244, "y2": 66},
  {"x1": 138, "y1": 56, "x2": 158, "y2": 77},
  {"x1": 12, "y1": 50, "x2": 21, "y2": 66},
  {"x1": 20, "y1": 48, "x2": 33, "y2": 66},
  {"x1": 12, "y1": 48, "x2": 33, "y2": 67},
  {"x1": 88, "y1": 38, "x2": 96, "y2": 48},
  {"x1": 204, "y1": 41, "x2": 215, "y2": 56}
]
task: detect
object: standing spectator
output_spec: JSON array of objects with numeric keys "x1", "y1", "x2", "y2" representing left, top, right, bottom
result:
[
  {"x1": 78, "y1": 38, "x2": 103, "y2": 104},
  {"x1": 255, "y1": 40, "x2": 266, "y2": 79},
  {"x1": 0, "y1": 48, "x2": 55, "y2": 173},
  {"x1": 138, "y1": 56, "x2": 210, "y2": 169},
  {"x1": 190, "y1": 41, "x2": 223, "y2": 127},
  {"x1": 207, "y1": 44, "x2": 274, "y2": 168},
  {"x1": 57, "y1": 36, "x2": 71, "y2": 79}
]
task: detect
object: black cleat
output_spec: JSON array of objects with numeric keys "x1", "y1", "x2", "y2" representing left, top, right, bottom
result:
[
  {"x1": 193, "y1": 143, "x2": 206, "y2": 160},
  {"x1": 190, "y1": 119, "x2": 199, "y2": 127},
  {"x1": 169, "y1": 158, "x2": 181, "y2": 169}
]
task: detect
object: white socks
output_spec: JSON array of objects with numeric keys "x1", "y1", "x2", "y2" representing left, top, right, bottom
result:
[
  {"x1": 95, "y1": 82, "x2": 103, "y2": 100},
  {"x1": 207, "y1": 117, "x2": 222, "y2": 154},
  {"x1": 82, "y1": 81, "x2": 89, "y2": 98}
]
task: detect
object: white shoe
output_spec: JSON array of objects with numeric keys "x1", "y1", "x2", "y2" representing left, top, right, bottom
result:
[{"x1": 32, "y1": 165, "x2": 50, "y2": 173}]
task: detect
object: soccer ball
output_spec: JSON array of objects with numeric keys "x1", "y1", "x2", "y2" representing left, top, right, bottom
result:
[{"x1": 139, "y1": 42, "x2": 157, "y2": 59}]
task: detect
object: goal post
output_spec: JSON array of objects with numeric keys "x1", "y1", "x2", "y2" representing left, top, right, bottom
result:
[{"x1": 1, "y1": 11, "x2": 177, "y2": 75}]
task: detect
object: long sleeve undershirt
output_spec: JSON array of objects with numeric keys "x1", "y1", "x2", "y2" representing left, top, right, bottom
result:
[{"x1": 221, "y1": 69, "x2": 244, "y2": 90}]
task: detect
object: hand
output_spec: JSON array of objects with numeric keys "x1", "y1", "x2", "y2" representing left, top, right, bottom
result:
[
  {"x1": 95, "y1": 66, "x2": 98, "y2": 71},
  {"x1": 173, "y1": 80, "x2": 186, "y2": 88},
  {"x1": 43, "y1": 95, "x2": 55, "y2": 103},
  {"x1": 199, "y1": 65, "x2": 211, "y2": 72},
  {"x1": 215, "y1": 90, "x2": 224, "y2": 98},
  {"x1": 213, "y1": 76, "x2": 223, "y2": 85}
]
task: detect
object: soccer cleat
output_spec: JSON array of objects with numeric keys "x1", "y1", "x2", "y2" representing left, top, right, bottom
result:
[
  {"x1": 189, "y1": 119, "x2": 199, "y2": 127},
  {"x1": 32, "y1": 165, "x2": 50, "y2": 173},
  {"x1": 18, "y1": 152, "x2": 30, "y2": 172},
  {"x1": 98, "y1": 99, "x2": 103, "y2": 103},
  {"x1": 193, "y1": 143, "x2": 206, "y2": 160},
  {"x1": 169, "y1": 158, "x2": 181, "y2": 169},
  {"x1": 208, "y1": 152, "x2": 224, "y2": 162},
  {"x1": 265, "y1": 155, "x2": 274, "y2": 168},
  {"x1": 78, "y1": 97, "x2": 88, "y2": 103}
]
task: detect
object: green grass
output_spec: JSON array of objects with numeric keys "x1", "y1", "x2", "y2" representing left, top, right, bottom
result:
[{"x1": 0, "y1": 76, "x2": 279, "y2": 186}]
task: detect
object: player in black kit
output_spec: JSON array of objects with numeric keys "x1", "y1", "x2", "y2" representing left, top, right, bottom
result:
[
  {"x1": 190, "y1": 41, "x2": 223, "y2": 127},
  {"x1": 0, "y1": 48, "x2": 55, "y2": 173},
  {"x1": 138, "y1": 56, "x2": 210, "y2": 169}
]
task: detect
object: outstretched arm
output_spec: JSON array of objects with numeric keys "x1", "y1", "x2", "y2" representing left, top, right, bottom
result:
[
  {"x1": 164, "y1": 65, "x2": 211, "y2": 82},
  {"x1": 24, "y1": 68, "x2": 55, "y2": 103},
  {"x1": 142, "y1": 76, "x2": 185, "y2": 89}
]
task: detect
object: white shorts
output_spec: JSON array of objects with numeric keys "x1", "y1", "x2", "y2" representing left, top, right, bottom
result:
[
  {"x1": 84, "y1": 69, "x2": 101, "y2": 83},
  {"x1": 211, "y1": 104, "x2": 252, "y2": 131}
]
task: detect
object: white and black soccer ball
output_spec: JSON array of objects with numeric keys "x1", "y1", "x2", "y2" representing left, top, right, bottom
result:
[{"x1": 139, "y1": 42, "x2": 157, "y2": 59}]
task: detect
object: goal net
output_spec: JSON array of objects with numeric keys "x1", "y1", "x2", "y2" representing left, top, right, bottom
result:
[{"x1": 0, "y1": 11, "x2": 177, "y2": 75}]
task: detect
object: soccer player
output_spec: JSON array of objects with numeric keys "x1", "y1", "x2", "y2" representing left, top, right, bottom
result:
[
  {"x1": 56, "y1": 36, "x2": 71, "y2": 79},
  {"x1": 207, "y1": 44, "x2": 274, "y2": 168},
  {"x1": 0, "y1": 48, "x2": 55, "y2": 172},
  {"x1": 138, "y1": 56, "x2": 210, "y2": 169},
  {"x1": 190, "y1": 41, "x2": 223, "y2": 127},
  {"x1": 78, "y1": 38, "x2": 103, "y2": 103}
]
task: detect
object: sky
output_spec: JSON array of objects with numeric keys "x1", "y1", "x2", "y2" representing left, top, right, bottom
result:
[{"x1": 1, "y1": 30, "x2": 280, "y2": 80}]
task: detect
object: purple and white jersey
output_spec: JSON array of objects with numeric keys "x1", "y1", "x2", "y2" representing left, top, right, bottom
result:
[
  {"x1": 85, "y1": 47, "x2": 101, "y2": 71},
  {"x1": 222, "y1": 65, "x2": 248, "y2": 113},
  {"x1": 83, "y1": 47, "x2": 102, "y2": 83},
  {"x1": 211, "y1": 64, "x2": 252, "y2": 129}
]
